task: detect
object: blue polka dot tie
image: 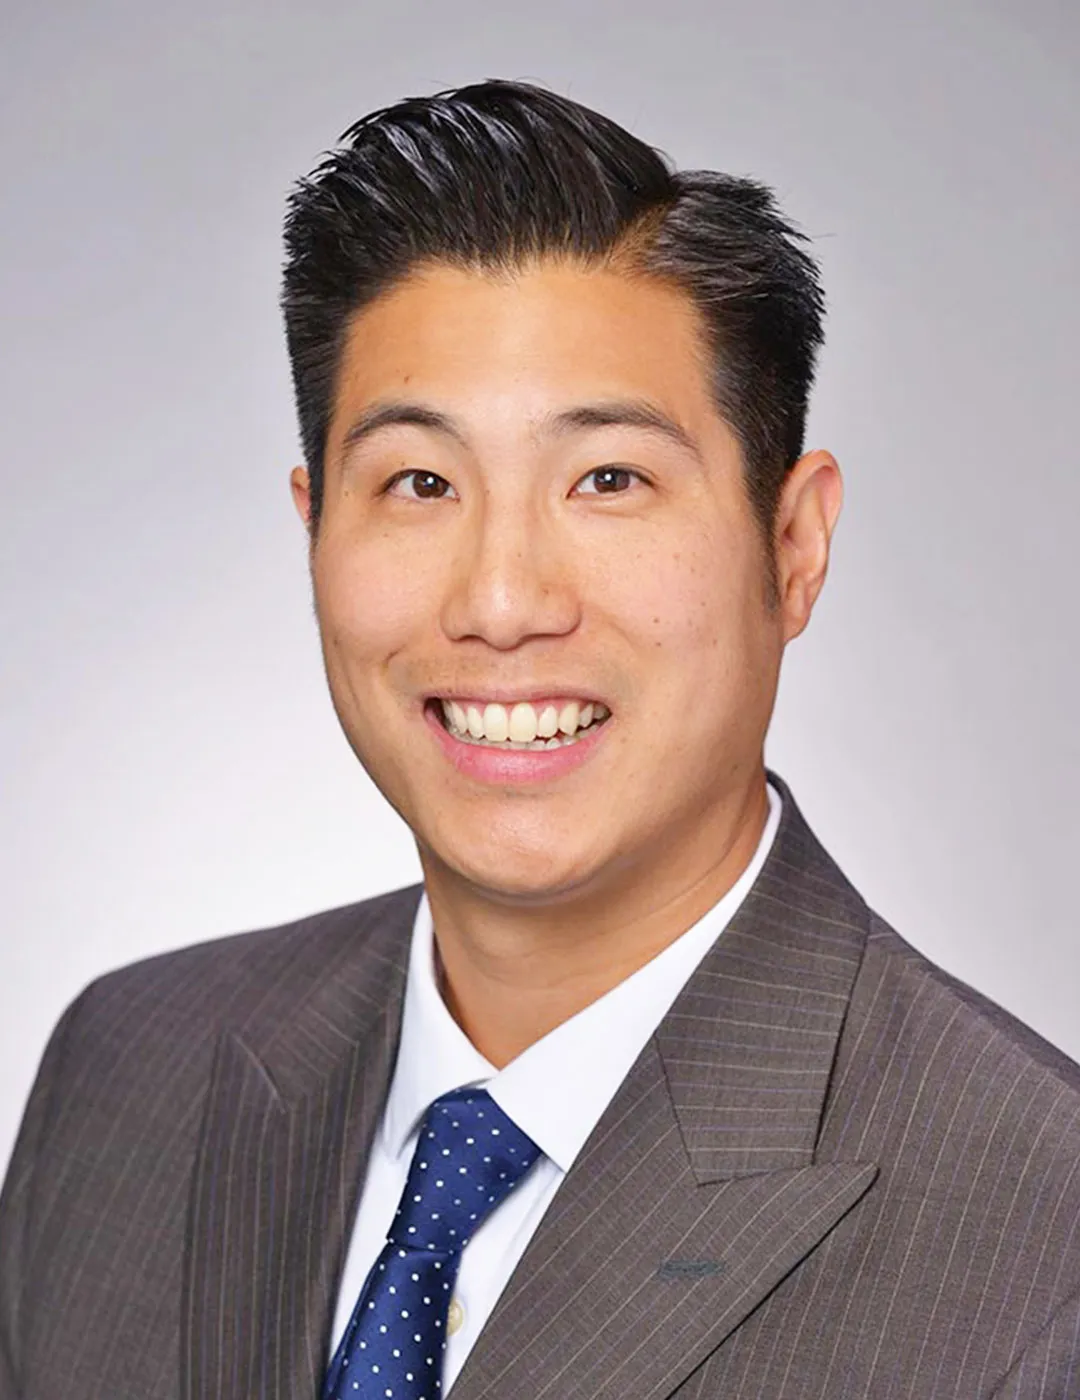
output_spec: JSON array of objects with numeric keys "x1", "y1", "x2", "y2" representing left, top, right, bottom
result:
[{"x1": 323, "y1": 1087, "x2": 542, "y2": 1400}]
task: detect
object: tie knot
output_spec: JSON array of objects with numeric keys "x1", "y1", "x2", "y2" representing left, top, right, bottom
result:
[{"x1": 390, "y1": 1088, "x2": 541, "y2": 1254}]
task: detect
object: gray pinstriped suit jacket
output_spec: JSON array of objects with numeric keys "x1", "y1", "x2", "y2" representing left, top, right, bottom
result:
[{"x1": 3, "y1": 772, "x2": 1080, "y2": 1399}]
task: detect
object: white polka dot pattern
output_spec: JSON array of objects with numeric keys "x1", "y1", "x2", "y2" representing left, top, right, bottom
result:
[{"x1": 322, "y1": 1088, "x2": 541, "y2": 1399}]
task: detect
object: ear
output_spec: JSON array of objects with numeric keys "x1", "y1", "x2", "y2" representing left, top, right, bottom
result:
[
  {"x1": 290, "y1": 465, "x2": 313, "y2": 530},
  {"x1": 773, "y1": 450, "x2": 843, "y2": 644}
]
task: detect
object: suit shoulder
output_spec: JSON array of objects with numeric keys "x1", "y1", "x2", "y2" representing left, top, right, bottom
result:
[
  {"x1": 65, "y1": 882, "x2": 423, "y2": 1050},
  {"x1": 860, "y1": 908, "x2": 1080, "y2": 1096}
]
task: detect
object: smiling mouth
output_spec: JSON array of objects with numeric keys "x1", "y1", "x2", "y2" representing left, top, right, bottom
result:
[{"x1": 428, "y1": 697, "x2": 611, "y2": 750}]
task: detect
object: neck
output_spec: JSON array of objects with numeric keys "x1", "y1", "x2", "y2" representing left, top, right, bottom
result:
[{"x1": 420, "y1": 770, "x2": 771, "y2": 1068}]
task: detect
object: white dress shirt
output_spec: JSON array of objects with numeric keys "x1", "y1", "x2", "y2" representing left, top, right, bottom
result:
[{"x1": 330, "y1": 783, "x2": 782, "y2": 1392}]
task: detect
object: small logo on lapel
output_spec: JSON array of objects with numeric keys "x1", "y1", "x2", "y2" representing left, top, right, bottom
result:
[{"x1": 657, "y1": 1258, "x2": 725, "y2": 1279}]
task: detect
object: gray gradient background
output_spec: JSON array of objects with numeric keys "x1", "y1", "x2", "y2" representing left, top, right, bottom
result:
[{"x1": 2, "y1": 0, "x2": 1077, "y2": 1171}]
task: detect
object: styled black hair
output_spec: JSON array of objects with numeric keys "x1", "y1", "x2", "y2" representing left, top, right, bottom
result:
[{"x1": 282, "y1": 78, "x2": 825, "y2": 556}]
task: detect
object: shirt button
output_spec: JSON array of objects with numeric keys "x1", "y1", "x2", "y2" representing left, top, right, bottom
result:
[{"x1": 447, "y1": 1296, "x2": 466, "y2": 1336}]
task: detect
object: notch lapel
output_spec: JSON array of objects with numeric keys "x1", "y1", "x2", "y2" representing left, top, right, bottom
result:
[
  {"x1": 451, "y1": 774, "x2": 880, "y2": 1400},
  {"x1": 180, "y1": 888, "x2": 420, "y2": 1400}
]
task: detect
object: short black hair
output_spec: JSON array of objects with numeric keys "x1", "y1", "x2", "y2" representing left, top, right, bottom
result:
[{"x1": 281, "y1": 78, "x2": 825, "y2": 558}]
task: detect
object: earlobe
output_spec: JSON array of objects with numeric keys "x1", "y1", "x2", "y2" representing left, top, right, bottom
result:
[{"x1": 290, "y1": 465, "x2": 312, "y2": 529}]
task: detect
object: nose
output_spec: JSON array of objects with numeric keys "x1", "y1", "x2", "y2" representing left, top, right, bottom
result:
[{"x1": 439, "y1": 495, "x2": 581, "y2": 650}]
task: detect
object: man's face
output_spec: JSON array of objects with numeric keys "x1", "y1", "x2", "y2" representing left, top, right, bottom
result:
[{"x1": 295, "y1": 260, "x2": 794, "y2": 906}]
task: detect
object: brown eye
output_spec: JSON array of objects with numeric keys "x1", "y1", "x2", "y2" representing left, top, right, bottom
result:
[
  {"x1": 576, "y1": 466, "x2": 640, "y2": 495},
  {"x1": 387, "y1": 470, "x2": 456, "y2": 500}
]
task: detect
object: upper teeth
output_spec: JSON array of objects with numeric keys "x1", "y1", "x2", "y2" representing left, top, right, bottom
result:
[{"x1": 440, "y1": 699, "x2": 609, "y2": 743}]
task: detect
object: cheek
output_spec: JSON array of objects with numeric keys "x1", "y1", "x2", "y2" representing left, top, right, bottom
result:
[
  {"x1": 312, "y1": 532, "x2": 436, "y2": 667},
  {"x1": 606, "y1": 533, "x2": 773, "y2": 756},
  {"x1": 607, "y1": 527, "x2": 758, "y2": 658}
]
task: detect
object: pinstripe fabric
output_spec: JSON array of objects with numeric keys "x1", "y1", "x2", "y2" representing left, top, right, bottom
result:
[
  {"x1": 3, "y1": 772, "x2": 1080, "y2": 1398},
  {"x1": 0, "y1": 888, "x2": 416, "y2": 1400}
]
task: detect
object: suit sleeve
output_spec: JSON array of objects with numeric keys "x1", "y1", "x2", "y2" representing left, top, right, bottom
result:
[
  {"x1": 988, "y1": 1288, "x2": 1080, "y2": 1399},
  {"x1": 0, "y1": 991, "x2": 88, "y2": 1398}
]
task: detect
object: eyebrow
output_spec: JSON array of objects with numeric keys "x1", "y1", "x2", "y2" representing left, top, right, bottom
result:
[
  {"x1": 340, "y1": 402, "x2": 469, "y2": 454},
  {"x1": 339, "y1": 398, "x2": 703, "y2": 463},
  {"x1": 537, "y1": 402, "x2": 703, "y2": 463}
]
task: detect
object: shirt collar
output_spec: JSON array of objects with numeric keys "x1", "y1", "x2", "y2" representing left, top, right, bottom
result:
[
  {"x1": 380, "y1": 889, "x2": 497, "y2": 1160},
  {"x1": 382, "y1": 783, "x2": 782, "y2": 1174}
]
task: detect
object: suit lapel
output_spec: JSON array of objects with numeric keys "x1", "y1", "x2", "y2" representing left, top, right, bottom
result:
[
  {"x1": 180, "y1": 888, "x2": 420, "y2": 1400},
  {"x1": 452, "y1": 774, "x2": 880, "y2": 1400},
  {"x1": 657, "y1": 769, "x2": 870, "y2": 1182}
]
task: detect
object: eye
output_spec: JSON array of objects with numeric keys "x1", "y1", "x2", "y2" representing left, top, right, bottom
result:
[
  {"x1": 384, "y1": 470, "x2": 457, "y2": 501},
  {"x1": 574, "y1": 466, "x2": 644, "y2": 496}
]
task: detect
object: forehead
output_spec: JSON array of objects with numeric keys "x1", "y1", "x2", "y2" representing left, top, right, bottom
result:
[{"x1": 331, "y1": 259, "x2": 717, "y2": 422}]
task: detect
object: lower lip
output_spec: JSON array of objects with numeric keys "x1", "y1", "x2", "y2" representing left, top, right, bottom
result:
[{"x1": 424, "y1": 703, "x2": 611, "y2": 785}]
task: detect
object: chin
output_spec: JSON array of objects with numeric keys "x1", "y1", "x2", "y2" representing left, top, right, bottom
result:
[{"x1": 432, "y1": 834, "x2": 610, "y2": 906}]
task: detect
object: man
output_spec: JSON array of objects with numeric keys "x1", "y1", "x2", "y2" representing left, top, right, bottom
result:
[{"x1": 2, "y1": 78, "x2": 1079, "y2": 1400}]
